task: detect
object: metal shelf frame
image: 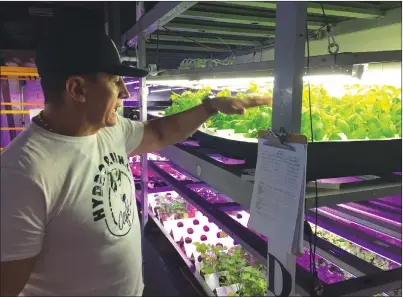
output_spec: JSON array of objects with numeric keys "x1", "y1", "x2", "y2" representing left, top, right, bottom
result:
[
  {"x1": 134, "y1": 1, "x2": 402, "y2": 296},
  {"x1": 139, "y1": 160, "x2": 402, "y2": 296},
  {"x1": 157, "y1": 144, "x2": 402, "y2": 210}
]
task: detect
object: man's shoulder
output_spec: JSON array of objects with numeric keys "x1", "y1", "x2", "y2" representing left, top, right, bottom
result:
[{"x1": 1, "y1": 127, "x2": 55, "y2": 179}]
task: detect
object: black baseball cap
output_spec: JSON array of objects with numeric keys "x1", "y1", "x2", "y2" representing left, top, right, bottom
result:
[{"x1": 36, "y1": 16, "x2": 148, "y2": 79}]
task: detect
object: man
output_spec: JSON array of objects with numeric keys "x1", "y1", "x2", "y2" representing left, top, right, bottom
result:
[{"x1": 0, "y1": 19, "x2": 271, "y2": 297}]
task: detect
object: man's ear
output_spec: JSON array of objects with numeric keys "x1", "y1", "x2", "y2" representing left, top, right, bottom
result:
[{"x1": 65, "y1": 76, "x2": 87, "y2": 103}]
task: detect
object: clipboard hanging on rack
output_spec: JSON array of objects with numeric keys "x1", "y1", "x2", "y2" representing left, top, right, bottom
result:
[
  {"x1": 248, "y1": 127, "x2": 308, "y2": 297},
  {"x1": 250, "y1": 126, "x2": 308, "y2": 254}
]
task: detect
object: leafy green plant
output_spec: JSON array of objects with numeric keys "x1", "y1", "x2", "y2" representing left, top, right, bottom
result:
[
  {"x1": 309, "y1": 223, "x2": 400, "y2": 271},
  {"x1": 220, "y1": 247, "x2": 267, "y2": 296},
  {"x1": 165, "y1": 87, "x2": 212, "y2": 116},
  {"x1": 233, "y1": 266, "x2": 267, "y2": 297},
  {"x1": 194, "y1": 242, "x2": 228, "y2": 275},
  {"x1": 194, "y1": 242, "x2": 269, "y2": 296},
  {"x1": 164, "y1": 83, "x2": 402, "y2": 141},
  {"x1": 157, "y1": 194, "x2": 187, "y2": 219}
]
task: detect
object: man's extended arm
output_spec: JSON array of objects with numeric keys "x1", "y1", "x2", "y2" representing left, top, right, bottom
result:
[{"x1": 131, "y1": 96, "x2": 271, "y2": 155}]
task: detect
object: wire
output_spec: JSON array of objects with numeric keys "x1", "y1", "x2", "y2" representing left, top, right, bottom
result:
[
  {"x1": 306, "y1": 22, "x2": 321, "y2": 296},
  {"x1": 160, "y1": 26, "x2": 273, "y2": 60},
  {"x1": 217, "y1": 36, "x2": 235, "y2": 58},
  {"x1": 161, "y1": 26, "x2": 231, "y2": 52}
]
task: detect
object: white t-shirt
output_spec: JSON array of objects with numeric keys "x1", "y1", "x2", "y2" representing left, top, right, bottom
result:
[{"x1": 1, "y1": 115, "x2": 145, "y2": 296}]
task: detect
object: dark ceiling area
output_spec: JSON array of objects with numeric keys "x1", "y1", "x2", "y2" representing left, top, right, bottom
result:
[
  {"x1": 0, "y1": 1, "x2": 211, "y2": 69},
  {"x1": 1, "y1": 1, "x2": 402, "y2": 70},
  {"x1": 0, "y1": 1, "x2": 160, "y2": 49}
]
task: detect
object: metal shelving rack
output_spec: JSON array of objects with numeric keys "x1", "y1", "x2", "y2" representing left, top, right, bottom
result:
[
  {"x1": 146, "y1": 159, "x2": 402, "y2": 296},
  {"x1": 128, "y1": 1, "x2": 402, "y2": 296}
]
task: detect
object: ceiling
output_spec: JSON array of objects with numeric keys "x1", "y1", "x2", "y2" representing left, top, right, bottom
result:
[
  {"x1": 143, "y1": 1, "x2": 401, "y2": 63},
  {"x1": 1, "y1": 1, "x2": 401, "y2": 70}
]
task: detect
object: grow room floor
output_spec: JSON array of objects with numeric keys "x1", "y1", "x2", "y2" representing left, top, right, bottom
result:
[{"x1": 142, "y1": 237, "x2": 181, "y2": 296}]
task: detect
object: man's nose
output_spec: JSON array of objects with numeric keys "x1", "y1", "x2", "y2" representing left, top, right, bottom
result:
[{"x1": 119, "y1": 77, "x2": 130, "y2": 99}]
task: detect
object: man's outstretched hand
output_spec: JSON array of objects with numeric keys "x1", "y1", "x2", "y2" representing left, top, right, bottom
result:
[
  {"x1": 210, "y1": 96, "x2": 272, "y2": 115},
  {"x1": 133, "y1": 96, "x2": 272, "y2": 155}
]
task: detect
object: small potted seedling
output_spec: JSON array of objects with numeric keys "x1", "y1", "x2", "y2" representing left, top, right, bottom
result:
[
  {"x1": 214, "y1": 246, "x2": 248, "y2": 295},
  {"x1": 229, "y1": 265, "x2": 267, "y2": 296},
  {"x1": 155, "y1": 194, "x2": 188, "y2": 223},
  {"x1": 194, "y1": 242, "x2": 229, "y2": 291},
  {"x1": 216, "y1": 246, "x2": 267, "y2": 296}
]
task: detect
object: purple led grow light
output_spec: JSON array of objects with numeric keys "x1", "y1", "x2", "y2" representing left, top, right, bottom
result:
[
  {"x1": 315, "y1": 176, "x2": 364, "y2": 184},
  {"x1": 155, "y1": 162, "x2": 198, "y2": 182},
  {"x1": 366, "y1": 199, "x2": 402, "y2": 213},
  {"x1": 311, "y1": 223, "x2": 400, "y2": 271},
  {"x1": 181, "y1": 140, "x2": 200, "y2": 147},
  {"x1": 337, "y1": 204, "x2": 401, "y2": 227},
  {"x1": 186, "y1": 185, "x2": 233, "y2": 204},
  {"x1": 343, "y1": 202, "x2": 401, "y2": 223},
  {"x1": 307, "y1": 214, "x2": 401, "y2": 263},
  {"x1": 208, "y1": 154, "x2": 245, "y2": 165},
  {"x1": 377, "y1": 196, "x2": 402, "y2": 207},
  {"x1": 318, "y1": 208, "x2": 402, "y2": 248}
]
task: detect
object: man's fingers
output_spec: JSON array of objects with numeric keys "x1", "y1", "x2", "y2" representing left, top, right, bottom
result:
[{"x1": 244, "y1": 96, "x2": 272, "y2": 107}]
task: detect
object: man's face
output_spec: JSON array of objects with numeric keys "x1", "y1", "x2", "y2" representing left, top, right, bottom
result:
[{"x1": 83, "y1": 73, "x2": 130, "y2": 128}]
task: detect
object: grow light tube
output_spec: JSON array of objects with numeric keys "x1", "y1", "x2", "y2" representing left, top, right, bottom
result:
[
  {"x1": 125, "y1": 81, "x2": 139, "y2": 86},
  {"x1": 148, "y1": 68, "x2": 402, "y2": 88},
  {"x1": 147, "y1": 66, "x2": 401, "y2": 99},
  {"x1": 146, "y1": 75, "x2": 356, "y2": 99}
]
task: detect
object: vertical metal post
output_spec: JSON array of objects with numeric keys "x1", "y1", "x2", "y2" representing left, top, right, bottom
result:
[
  {"x1": 268, "y1": 2, "x2": 307, "y2": 297},
  {"x1": 271, "y1": 2, "x2": 307, "y2": 134},
  {"x1": 104, "y1": 2, "x2": 109, "y2": 36},
  {"x1": 136, "y1": 0, "x2": 149, "y2": 282}
]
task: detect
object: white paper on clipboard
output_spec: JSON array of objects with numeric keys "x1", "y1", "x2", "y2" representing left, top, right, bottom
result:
[{"x1": 248, "y1": 133, "x2": 307, "y2": 255}]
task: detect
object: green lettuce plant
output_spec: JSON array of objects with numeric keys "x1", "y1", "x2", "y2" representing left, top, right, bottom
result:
[
  {"x1": 194, "y1": 243, "x2": 268, "y2": 296},
  {"x1": 164, "y1": 83, "x2": 402, "y2": 141}
]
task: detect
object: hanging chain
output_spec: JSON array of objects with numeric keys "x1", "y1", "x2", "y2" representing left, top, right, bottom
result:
[
  {"x1": 321, "y1": 3, "x2": 339, "y2": 64},
  {"x1": 326, "y1": 25, "x2": 339, "y2": 56}
]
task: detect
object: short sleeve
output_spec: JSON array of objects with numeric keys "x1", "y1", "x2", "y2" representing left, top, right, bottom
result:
[
  {"x1": 118, "y1": 115, "x2": 145, "y2": 154},
  {"x1": 1, "y1": 169, "x2": 46, "y2": 262}
]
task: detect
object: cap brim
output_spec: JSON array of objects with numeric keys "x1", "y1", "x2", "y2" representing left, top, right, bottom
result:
[{"x1": 110, "y1": 65, "x2": 149, "y2": 78}]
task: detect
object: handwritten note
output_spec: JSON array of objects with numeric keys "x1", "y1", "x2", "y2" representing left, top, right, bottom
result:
[{"x1": 248, "y1": 136, "x2": 307, "y2": 253}]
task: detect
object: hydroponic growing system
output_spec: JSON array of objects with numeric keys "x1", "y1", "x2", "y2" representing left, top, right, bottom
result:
[
  {"x1": 128, "y1": 2, "x2": 402, "y2": 297},
  {"x1": 1, "y1": 2, "x2": 401, "y2": 297}
]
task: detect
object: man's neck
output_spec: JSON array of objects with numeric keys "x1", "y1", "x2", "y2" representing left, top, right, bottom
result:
[{"x1": 40, "y1": 105, "x2": 100, "y2": 137}]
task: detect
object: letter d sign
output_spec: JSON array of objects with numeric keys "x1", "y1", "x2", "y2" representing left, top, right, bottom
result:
[{"x1": 267, "y1": 253, "x2": 293, "y2": 297}]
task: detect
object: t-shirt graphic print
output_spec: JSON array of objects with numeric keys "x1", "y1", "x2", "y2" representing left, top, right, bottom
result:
[{"x1": 91, "y1": 152, "x2": 135, "y2": 237}]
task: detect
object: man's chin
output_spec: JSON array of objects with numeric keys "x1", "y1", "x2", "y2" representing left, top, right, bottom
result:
[
  {"x1": 105, "y1": 113, "x2": 119, "y2": 127},
  {"x1": 106, "y1": 120, "x2": 118, "y2": 127}
]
